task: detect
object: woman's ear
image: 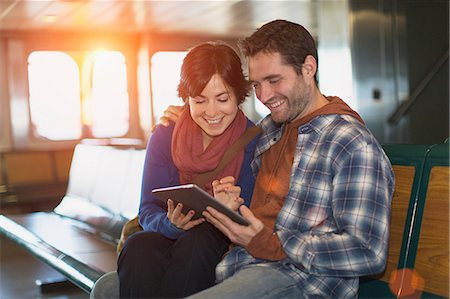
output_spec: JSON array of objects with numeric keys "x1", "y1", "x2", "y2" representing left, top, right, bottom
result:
[{"x1": 302, "y1": 55, "x2": 317, "y2": 82}]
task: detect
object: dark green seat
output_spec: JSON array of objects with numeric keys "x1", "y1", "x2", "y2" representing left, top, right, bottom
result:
[
  {"x1": 359, "y1": 143, "x2": 449, "y2": 298},
  {"x1": 359, "y1": 144, "x2": 430, "y2": 298},
  {"x1": 409, "y1": 143, "x2": 449, "y2": 298}
]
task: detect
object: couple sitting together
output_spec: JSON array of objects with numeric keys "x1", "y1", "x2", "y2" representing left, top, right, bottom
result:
[{"x1": 92, "y1": 19, "x2": 394, "y2": 299}]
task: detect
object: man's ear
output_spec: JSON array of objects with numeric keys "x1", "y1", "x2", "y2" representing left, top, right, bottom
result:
[{"x1": 302, "y1": 55, "x2": 317, "y2": 82}]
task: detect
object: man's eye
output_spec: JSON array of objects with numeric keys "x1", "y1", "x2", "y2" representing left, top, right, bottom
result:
[{"x1": 269, "y1": 79, "x2": 279, "y2": 84}]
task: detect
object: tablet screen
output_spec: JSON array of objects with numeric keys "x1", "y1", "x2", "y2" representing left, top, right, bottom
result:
[{"x1": 152, "y1": 184, "x2": 249, "y2": 226}]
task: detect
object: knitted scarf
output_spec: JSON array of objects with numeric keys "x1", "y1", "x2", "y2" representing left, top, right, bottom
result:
[{"x1": 171, "y1": 107, "x2": 247, "y2": 194}]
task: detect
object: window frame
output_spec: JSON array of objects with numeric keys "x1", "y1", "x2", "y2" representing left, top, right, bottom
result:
[{"x1": 5, "y1": 33, "x2": 141, "y2": 150}]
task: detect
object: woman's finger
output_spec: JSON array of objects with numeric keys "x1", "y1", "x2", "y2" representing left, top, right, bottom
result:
[
  {"x1": 219, "y1": 176, "x2": 236, "y2": 184},
  {"x1": 167, "y1": 199, "x2": 174, "y2": 217},
  {"x1": 177, "y1": 210, "x2": 195, "y2": 230},
  {"x1": 171, "y1": 202, "x2": 183, "y2": 223},
  {"x1": 182, "y1": 216, "x2": 205, "y2": 230}
]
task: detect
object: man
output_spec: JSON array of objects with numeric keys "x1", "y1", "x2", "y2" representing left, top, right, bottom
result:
[{"x1": 189, "y1": 19, "x2": 395, "y2": 298}]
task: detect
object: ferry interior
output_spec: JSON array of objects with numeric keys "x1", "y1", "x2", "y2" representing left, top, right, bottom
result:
[{"x1": 0, "y1": 0, "x2": 448, "y2": 298}]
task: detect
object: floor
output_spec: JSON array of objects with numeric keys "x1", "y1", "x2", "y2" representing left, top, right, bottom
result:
[{"x1": 0, "y1": 234, "x2": 89, "y2": 299}]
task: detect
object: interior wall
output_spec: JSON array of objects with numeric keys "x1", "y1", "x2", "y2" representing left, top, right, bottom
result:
[
  {"x1": 404, "y1": 0, "x2": 449, "y2": 144},
  {"x1": 349, "y1": 0, "x2": 449, "y2": 144},
  {"x1": 0, "y1": 38, "x2": 12, "y2": 151},
  {"x1": 349, "y1": 0, "x2": 406, "y2": 144}
]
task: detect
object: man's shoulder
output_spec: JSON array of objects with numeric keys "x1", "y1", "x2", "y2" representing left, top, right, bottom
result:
[
  {"x1": 315, "y1": 114, "x2": 370, "y2": 135},
  {"x1": 313, "y1": 114, "x2": 380, "y2": 149}
]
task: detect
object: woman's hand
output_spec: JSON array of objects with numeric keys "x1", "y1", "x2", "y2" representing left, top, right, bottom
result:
[
  {"x1": 167, "y1": 199, "x2": 204, "y2": 230},
  {"x1": 212, "y1": 176, "x2": 244, "y2": 212}
]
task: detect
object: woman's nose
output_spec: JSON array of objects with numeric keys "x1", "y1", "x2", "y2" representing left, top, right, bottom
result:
[{"x1": 204, "y1": 101, "x2": 217, "y2": 116}]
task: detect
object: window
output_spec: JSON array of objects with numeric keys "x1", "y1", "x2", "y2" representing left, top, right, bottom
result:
[
  {"x1": 253, "y1": 91, "x2": 270, "y2": 118},
  {"x1": 150, "y1": 51, "x2": 187, "y2": 124},
  {"x1": 89, "y1": 51, "x2": 129, "y2": 137},
  {"x1": 28, "y1": 51, "x2": 81, "y2": 140},
  {"x1": 27, "y1": 50, "x2": 129, "y2": 140}
]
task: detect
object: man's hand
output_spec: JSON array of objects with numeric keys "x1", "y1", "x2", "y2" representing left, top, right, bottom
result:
[
  {"x1": 159, "y1": 105, "x2": 184, "y2": 127},
  {"x1": 167, "y1": 199, "x2": 204, "y2": 230},
  {"x1": 212, "y1": 176, "x2": 243, "y2": 212},
  {"x1": 203, "y1": 205, "x2": 264, "y2": 247}
]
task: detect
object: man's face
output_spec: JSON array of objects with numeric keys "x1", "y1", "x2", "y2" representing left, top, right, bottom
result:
[{"x1": 248, "y1": 52, "x2": 312, "y2": 123}]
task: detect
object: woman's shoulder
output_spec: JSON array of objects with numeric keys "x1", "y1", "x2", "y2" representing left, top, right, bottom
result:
[
  {"x1": 146, "y1": 122, "x2": 176, "y2": 153},
  {"x1": 150, "y1": 122, "x2": 175, "y2": 141}
]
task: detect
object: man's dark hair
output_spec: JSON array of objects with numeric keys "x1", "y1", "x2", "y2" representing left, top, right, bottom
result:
[{"x1": 238, "y1": 20, "x2": 318, "y2": 83}]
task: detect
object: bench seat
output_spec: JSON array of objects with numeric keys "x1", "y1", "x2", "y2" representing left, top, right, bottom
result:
[
  {"x1": 0, "y1": 212, "x2": 114, "y2": 292},
  {"x1": 359, "y1": 143, "x2": 449, "y2": 298},
  {"x1": 0, "y1": 143, "x2": 146, "y2": 293}
]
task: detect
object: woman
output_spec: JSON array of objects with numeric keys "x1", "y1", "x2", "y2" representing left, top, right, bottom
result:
[{"x1": 117, "y1": 41, "x2": 259, "y2": 298}]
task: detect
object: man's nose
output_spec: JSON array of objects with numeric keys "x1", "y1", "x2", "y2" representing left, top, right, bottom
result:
[{"x1": 257, "y1": 83, "x2": 274, "y2": 104}]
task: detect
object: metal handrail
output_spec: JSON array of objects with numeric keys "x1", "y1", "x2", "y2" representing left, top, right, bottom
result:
[{"x1": 388, "y1": 50, "x2": 449, "y2": 124}]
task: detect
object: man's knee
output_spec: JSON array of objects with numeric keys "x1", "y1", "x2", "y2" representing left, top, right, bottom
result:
[{"x1": 90, "y1": 271, "x2": 119, "y2": 299}]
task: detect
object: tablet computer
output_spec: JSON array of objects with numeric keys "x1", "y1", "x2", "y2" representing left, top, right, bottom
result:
[{"x1": 152, "y1": 184, "x2": 249, "y2": 226}]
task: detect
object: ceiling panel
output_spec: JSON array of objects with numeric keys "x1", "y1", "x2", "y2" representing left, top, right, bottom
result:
[
  {"x1": 27, "y1": 0, "x2": 86, "y2": 29},
  {"x1": 57, "y1": 1, "x2": 124, "y2": 30},
  {"x1": 0, "y1": 1, "x2": 51, "y2": 30},
  {"x1": 0, "y1": 0, "x2": 316, "y2": 38}
]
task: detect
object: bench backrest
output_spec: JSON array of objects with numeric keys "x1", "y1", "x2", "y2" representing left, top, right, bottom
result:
[
  {"x1": 381, "y1": 145, "x2": 430, "y2": 283},
  {"x1": 359, "y1": 143, "x2": 449, "y2": 298},
  {"x1": 412, "y1": 143, "x2": 449, "y2": 297},
  {"x1": 0, "y1": 149, "x2": 73, "y2": 211},
  {"x1": 54, "y1": 144, "x2": 146, "y2": 239}
]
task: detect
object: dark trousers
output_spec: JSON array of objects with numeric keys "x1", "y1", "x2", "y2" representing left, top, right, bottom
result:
[{"x1": 117, "y1": 222, "x2": 229, "y2": 298}]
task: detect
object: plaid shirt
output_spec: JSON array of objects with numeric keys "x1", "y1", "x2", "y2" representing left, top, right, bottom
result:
[{"x1": 216, "y1": 113, "x2": 395, "y2": 298}]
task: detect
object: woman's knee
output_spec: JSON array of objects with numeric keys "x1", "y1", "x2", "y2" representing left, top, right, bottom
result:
[
  {"x1": 177, "y1": 223, "x2": 229, "y2": 252},
  {"x1": 118, "y1": 231, "x2": 172, "y2": 265}
]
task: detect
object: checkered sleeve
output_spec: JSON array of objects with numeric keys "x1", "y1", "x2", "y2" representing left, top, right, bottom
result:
[{"x1": 279, "y1": 141, "x2": 394, "y2": 277}]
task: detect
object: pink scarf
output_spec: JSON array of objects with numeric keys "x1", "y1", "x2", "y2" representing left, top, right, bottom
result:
[{"x1": 171, "y1": 107, "x2": 247, "y2": 194}]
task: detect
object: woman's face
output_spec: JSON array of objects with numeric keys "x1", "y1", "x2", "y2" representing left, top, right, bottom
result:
[{"x1": 188, "y1": 73, "x2": 239, "y2": 148}]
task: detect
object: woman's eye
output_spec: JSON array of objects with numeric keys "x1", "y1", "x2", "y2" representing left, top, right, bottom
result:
[
  {"x1": 193, "y1": 98, "x2": 205, "y2": 104},
  {"x1": 218, "y1": 97, "x2": 229, "y2": 103}
]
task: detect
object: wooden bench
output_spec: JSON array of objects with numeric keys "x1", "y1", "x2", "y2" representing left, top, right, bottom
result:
[
  {"x1": 0, "y1": 143, "x2": 145, "y2": 293},
  {"x1": 0, "y1": 142, "x2": 448, "y2": 297},
  {"x1": 0, "y1": 148, "x2": 73, "y2": 213},
  {"x1": 359, "y1": 143, "x2": 449, "y2": 298},
  {"x1": 413, "y1": 143, "x2": 449, "y2": 297}
]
